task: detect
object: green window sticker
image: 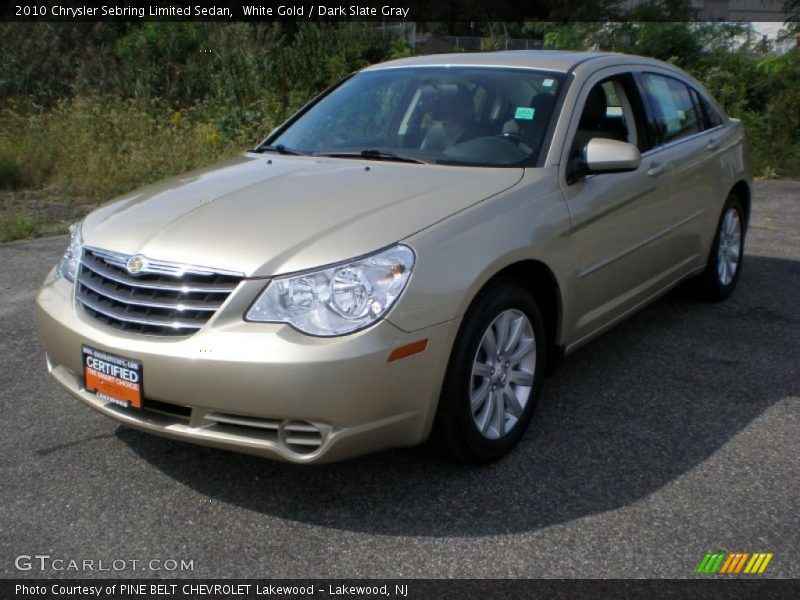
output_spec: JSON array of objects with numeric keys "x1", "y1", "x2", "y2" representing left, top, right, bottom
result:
[
  {"x1": 543, "y1": 78, "x2": 555, "y2": 88},
  {"x1": 515, "y1": 107, "x2": 535, "y2": 120}
]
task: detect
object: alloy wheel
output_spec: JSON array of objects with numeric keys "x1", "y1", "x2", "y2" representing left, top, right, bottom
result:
[
  {"x1": 470, "y1": 309, "x2": 536, "y2": 439},
  {"x1": 717, "y1": 207, "x2": 742, "y2": 286}
]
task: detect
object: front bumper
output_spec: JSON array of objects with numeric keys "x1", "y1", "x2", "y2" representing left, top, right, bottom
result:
[{"x1": 36, "y1": 269, "x2": 458, "y2": 463}]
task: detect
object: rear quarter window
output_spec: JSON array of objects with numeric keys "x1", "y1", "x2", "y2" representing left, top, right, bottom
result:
[
  {"x1": 641, "y1": 73, "x2": 703, "y2": 144},
  {"x1": 695, "y1": 90, "x2": 725, "y2": 129}
]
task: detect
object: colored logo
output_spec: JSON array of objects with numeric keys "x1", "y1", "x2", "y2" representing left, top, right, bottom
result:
[{"x1": 696, "y1": 552, "x2": 773, "y2": 574}]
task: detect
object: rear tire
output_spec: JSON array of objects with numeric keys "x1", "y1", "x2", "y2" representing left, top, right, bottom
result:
[
  {"x1": 431, "y1": 279, "x2": 546, "y2": 464},
  {"x1": 697, "y1": 194, "x2": 746, "y2": 302}
]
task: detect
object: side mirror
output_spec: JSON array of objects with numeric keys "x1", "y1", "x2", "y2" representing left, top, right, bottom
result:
[{"x1": 584, "y1": 138, "x2": 641, "y2": 174}]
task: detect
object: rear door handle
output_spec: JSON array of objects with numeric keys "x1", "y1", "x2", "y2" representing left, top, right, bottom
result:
[
  {"x1": 647, "y1": 163, "x2": 665, "y2": 177},
  {"x1": 706, "y1": 138, "x2": 720, "y2": 151}
]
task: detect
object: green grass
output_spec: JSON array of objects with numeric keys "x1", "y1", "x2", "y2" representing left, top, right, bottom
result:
[{"x1": 0, "y1": 209, "x2": 40, "y2": 242}]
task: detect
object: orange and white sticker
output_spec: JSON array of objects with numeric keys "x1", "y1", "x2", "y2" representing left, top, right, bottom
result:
[{"x1": 82, "y1": 346, "x2": 142, "y2": 408}]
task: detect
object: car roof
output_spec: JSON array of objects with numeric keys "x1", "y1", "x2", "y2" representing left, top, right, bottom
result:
[
  {"x1": 363, "y1": 50, "x2": 621, "y2": 73},
  {"x1": 361, "y1": 50, "x2": 700, "y2": 92}
]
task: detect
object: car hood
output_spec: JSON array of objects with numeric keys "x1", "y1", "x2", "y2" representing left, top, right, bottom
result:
[{"x1": 82, "y1": 153, "x2": 523, "y2": 277}]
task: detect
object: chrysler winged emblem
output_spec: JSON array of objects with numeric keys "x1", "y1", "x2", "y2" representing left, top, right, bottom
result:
[{"x1": 126, "y1": 256, "x2": 145, "y2": 274}]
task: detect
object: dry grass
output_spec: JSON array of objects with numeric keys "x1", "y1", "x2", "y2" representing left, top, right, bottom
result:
[
  {"x1": 0, "y1": 189, "x2": 94, "y2": 242},
  {"x1": 0, "y1": 97, "x2": 253, "y2": 200},
  {"x1": 0, "y1": 96, "x2": 267, "y2": 241}
]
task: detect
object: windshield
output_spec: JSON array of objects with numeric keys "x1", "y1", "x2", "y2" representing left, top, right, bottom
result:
[{"x1": 267, "y1": 67, "x2": 565, "y2": 167}]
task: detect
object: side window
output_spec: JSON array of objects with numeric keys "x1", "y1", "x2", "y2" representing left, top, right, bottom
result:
[
  {"x1": 569, "y1": 74, "x2": 647, "y2": 162},
  {"x1": 602, "y1": 81, "x2": 622, "y2": 117},
  {"x1": 694, "y1": 90, "x2": 724, "y2": 129},
  {"x1": 641, "y1": 73, "x2": 702, "y2": 144}
]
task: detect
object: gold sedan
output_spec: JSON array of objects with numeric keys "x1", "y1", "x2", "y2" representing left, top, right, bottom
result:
[{"x1": 37, "y1": 51, "x2": 751, "y2": 463}]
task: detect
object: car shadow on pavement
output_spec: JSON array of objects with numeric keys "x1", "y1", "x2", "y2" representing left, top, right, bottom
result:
[{"x1": 119, "y1": 255, "x2": 799, "y2": 537}]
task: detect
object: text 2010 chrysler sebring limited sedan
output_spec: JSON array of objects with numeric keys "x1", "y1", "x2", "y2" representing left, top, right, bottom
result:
[{"x1": 37, "y1": 51, "x2": 751, "y2": 463}]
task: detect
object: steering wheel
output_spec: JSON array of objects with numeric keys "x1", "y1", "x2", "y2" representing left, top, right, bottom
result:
[{"x1": 497, "y1": 131, "x2": 538, "y2": 154}]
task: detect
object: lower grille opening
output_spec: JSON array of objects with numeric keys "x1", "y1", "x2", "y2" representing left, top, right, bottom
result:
[
  {"x1": 205, "y1": 412, "x2": 280, "y2": 431},
  {"x1": 282, "y1": 421, "x2": 324, "y2": 454},
  {"x1": 141, "y1": 399, "x2": 191, "y2": 419},
  {"x1": 106, "y1": 397, "x2": 190, "y2": 426},
  {"x1": 104, "y1": 402, "x2": 328, "y2": 455},
  {"x1": 204, "y1": 412, "x2": 324, "y2": 454}
]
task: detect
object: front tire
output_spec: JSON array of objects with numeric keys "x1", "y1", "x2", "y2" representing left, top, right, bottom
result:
[
  {"x1": 698, "y1": 194, "x2": 746, "y2": 302},
  {"x1": 431, "y1": 279, "x2": 546, "y2": 464}
]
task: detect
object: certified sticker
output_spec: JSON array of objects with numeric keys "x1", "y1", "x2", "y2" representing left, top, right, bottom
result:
[{"x1": 82, "y1": 345, "x2": 143, "y2": 408}]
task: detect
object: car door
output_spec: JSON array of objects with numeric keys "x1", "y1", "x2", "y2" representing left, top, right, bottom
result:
[
  {"x1": 637, "y1": 71, "x2": 721, "y2": 271},
  {"x1": 557, "y1": 68, "x2": 679, "y2": 347}
]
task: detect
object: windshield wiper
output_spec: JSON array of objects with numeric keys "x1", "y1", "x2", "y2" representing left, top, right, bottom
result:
[
  {"x1": 254, "y1": 143, "x2": 309, "y2": 156},
  {"x1": 315, "y1": 149, "x2": 429, "y2": 165}
]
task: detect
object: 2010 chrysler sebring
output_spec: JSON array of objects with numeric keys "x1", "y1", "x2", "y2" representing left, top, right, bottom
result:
[{"x1": 36, "y1": 51, "x2": 751, "y2": 464}]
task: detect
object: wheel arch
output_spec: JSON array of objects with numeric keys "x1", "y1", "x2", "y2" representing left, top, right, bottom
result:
[
  {"x1": 729, "y1": 180, "x2": 751, "y2": 225},
  {"x1": 474, "y1": 259, "x2": 564, "y2": 375}
]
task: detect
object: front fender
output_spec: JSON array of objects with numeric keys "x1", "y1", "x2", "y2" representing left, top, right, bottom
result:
[{"x1": 389, "y1": 168, "x2": 572, "y2": 338}]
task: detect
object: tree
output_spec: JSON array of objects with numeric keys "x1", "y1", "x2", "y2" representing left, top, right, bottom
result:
[{"x1": 784, "y1": 0, "x2": 799, "y2": 22}]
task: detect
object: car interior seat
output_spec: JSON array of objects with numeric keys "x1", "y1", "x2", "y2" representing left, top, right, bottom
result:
[
  {"x1": 420, "y1": 84, "x2": 477, "y2": 151},
  {"x1": 571, "y1": 85, "x2": 629, "y2": 157}
]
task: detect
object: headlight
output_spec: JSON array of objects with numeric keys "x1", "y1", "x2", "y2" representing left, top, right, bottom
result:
[
  {"x1": 57, "y1": 222, "x2": 83, "y2": 282},
  {"x1": 246, "y1": 244, "x2": 415, "y2": 336}
]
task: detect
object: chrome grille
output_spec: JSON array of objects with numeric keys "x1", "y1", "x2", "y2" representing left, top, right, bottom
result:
[{"x1": 76, "y1": 247, "x2": 243, "y2": 336}]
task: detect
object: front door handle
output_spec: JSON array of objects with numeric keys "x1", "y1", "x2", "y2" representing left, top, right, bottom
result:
[
  {"x1": 647, "y1": 163, "x2": 665, "y2": 177},
  {"x1": 706, "y1": 138, "x2": 720, "y2": 151}
]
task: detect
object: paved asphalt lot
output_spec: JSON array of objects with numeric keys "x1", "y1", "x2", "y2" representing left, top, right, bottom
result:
[{"x1": 0, "y1": 181, "x2": 797, "y2": 579}]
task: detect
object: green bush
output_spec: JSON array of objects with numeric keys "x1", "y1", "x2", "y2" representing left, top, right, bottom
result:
[
  {"x1": 0, "y1": 152, "x2": 27, "y2": 190},
  {"x1": 698, "y1": 48, "x2": 800, "y2": 178}
]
